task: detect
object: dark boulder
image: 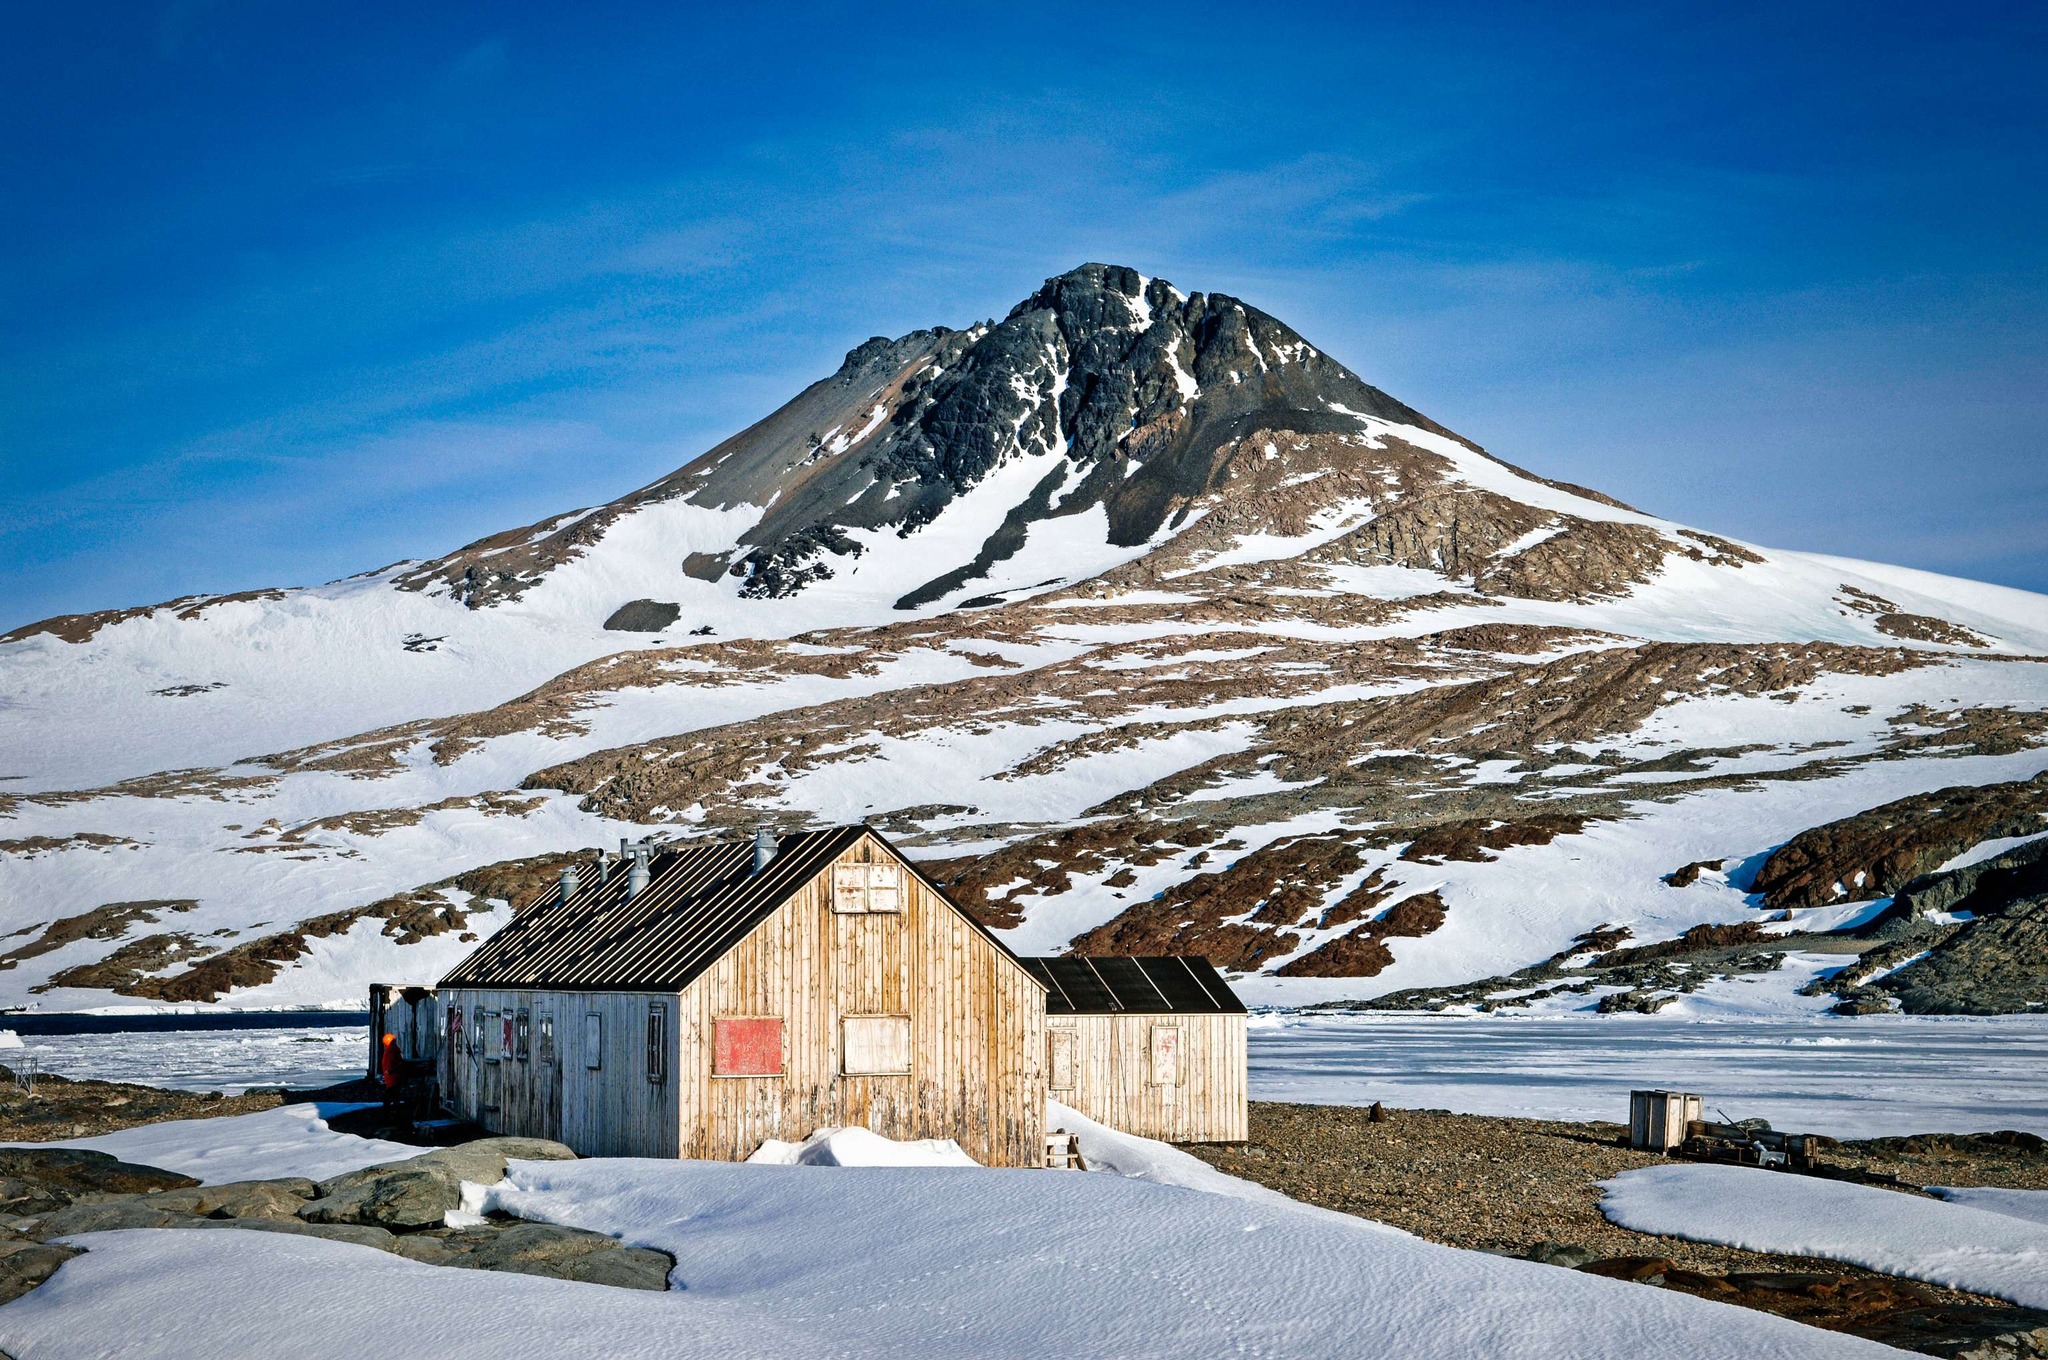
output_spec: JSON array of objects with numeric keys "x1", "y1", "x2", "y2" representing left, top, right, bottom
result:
[{"x1": 602, "y1": 600, "x2": 682, "y2": 632}]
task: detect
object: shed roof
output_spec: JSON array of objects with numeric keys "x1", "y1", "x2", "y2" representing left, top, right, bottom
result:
[
  {"x1": 1020, "y1": 955, "x2": 1246, "y2": 1016},
  {"x1": 440, "y1": 825, "x2": 1026, "y2": 994}
]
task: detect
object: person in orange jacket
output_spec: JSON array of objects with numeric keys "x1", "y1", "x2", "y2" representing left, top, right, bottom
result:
[{"x1": 378, "y1": 1032, "x2": 402, "y2": 1091}]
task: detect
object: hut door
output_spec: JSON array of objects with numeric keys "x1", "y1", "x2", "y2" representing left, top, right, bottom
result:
[
  {"x1": 1149, "y1": 1025, "x2": 1183, "y2": 1087},
  {"x1": 1047, "y1": 1029, "x2": 1076, "y2": 1091}
]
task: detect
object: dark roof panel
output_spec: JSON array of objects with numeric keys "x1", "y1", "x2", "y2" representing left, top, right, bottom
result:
[
  {"x1": 442, "y1": 826, "x2": 1026, "y2": 994},
  {"x1": 1026, "y1": 955, "x2": 1246, "y2": 1015}
]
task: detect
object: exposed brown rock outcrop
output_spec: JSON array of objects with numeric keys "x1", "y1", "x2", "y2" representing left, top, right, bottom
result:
[
  {"x1": 35, "y1": 850, "x2": 592, "y2": 1002},
  {"x1": 1276, "y1": 892, "x2": 1447, "y2": 977},
  {"x1": 0, "y1": 590, "x2": 285, "y2": 646},
  {"x1": 1400, "y1": 815, "x2": 1596, "y2": 864},
  {"x1": 0, "y1": 832, "x2": 140, "y2": 858},
  {"x1": 1753, "y1": 773, "x2": 2048, "y2": 910},
  {"x1": 0, "y1": 900, "x2": 197, "y2": 971}
]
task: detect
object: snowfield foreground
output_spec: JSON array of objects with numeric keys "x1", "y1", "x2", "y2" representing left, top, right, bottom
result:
[
  {"x1": 1602, "y1": 1162, "x2": 2048, "y2": 1311},
  {"x1": 0, "y1": 1105, "x2": 1912, "y2": 1359}
]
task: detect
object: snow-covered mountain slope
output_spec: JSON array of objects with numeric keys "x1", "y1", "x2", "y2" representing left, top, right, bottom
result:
[{"x1": 4, "y1": 263, "x2": 2047, "y2": 1013}]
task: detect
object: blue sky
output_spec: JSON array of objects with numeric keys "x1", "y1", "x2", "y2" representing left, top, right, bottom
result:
[{"x1": 3, "y1": 0, "x2": 2044, "y2": 629}]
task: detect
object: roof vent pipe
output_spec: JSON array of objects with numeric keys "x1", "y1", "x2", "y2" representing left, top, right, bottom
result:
[
  {"x1": 753, "y1": 828, "x2": 777, "y2": 876},
  {"x1": 627, "y1": 847, "x2": 651, "y2": 899},
  {"x1": 558, "y1": 865, "x2": 580, "y2": 908}
]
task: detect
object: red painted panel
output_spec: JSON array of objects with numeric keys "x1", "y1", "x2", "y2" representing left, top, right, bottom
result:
[{"x1": 714, "y1": 1017, "x2": 784, "y2": 1076}]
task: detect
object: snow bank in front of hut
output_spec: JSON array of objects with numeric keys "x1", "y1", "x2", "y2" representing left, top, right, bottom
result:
[
  {"x1": 0, "y1": 1102, "x2": 412, "y2": 1184},
  {"x1": 744, "y1": 1125, "x2": 979, "y2": 1167},
  {"x1": 1, "y1": 1131, "x2": 1910, "y2": 1358},
  {"x1": 1602, "y1": 1162, "x2": 2048, "y2": 1308},
  {"x1": 1050, "y1": 1098, "x2": 1348, "y2": 1219}
]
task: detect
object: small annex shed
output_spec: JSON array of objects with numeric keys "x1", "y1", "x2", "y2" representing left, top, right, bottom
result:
[
  {"x1": 435, "y1": 826, "x2": 1050, "y2": 1166},
  {"x1": 366, "y1": 983, "x2": 439, "y2": 1079},
  {"x1": 1021, "y1": 955, "x2": 1248, "y2": 1144}
]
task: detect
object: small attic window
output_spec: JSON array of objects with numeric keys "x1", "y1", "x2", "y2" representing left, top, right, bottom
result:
[
  {"x1": 832, "y1": 860, "x2": 903, "y2": 913},
  {"x1": 832, "y1": 864, "x2": 868, "y2": 913},
  {"x1": 866, "y1": 863, "x2": 901, "y2": 912}
]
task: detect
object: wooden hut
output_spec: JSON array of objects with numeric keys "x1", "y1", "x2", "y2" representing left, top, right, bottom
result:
[
  {"x1": 1021, "y1": 955, "x2": 1248, "y2": 1144},
  {"x1": 435, "y1": 826, "x2": 1049, "y2": 1166}
]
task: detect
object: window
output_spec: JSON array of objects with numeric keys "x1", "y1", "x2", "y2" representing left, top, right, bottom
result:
[
  {"x1": 515, "y1": 1010, "x2": 531, "y2": 1061},
  {"x1": 830, "y1": 859, "x2": 904, "y2": 914},
  {"x1": 537, "y1": 1013, "x2": 555, "y2": 1065},
  {"x1": 584, "y1": 1012, "x2": 603, "y2": 1070},
  {"x1": 831, "y1": 863, "x2": 868, "y2": 913},
  {"x1": 713, "y1": 1017, "x2": 784, "y2": 1077},
  {"x1": 1047, "y1": 1028, "x2": 1076, "y2": 1091},
  {"x1": 469, "y1": 1006, "x2": 484, "y2": 1060},
  {"x1": 448, "y1": 1007, "x2": 465, "y2": 1065},
  {"x1": 498, "y1": 1012, "x2": 514, "y2": 1062},
  {"x1": 865, "y1": 863, "x2": 901, "y2": 913},
  {"x1": 1149, "y1": 1025, "x2": 1183, "y2": 1087},
  {"x1": 646, "y1": 1004, "x2": 668, "y2": 1085},
  {"x1": 842, "y1": 1015, "x2": 911, "y2": 1076}
]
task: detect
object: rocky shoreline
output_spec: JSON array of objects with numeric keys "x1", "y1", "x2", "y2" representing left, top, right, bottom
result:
[{"x1": 1191, "y1": 1103, "x2": 2048, "y2": 1359}]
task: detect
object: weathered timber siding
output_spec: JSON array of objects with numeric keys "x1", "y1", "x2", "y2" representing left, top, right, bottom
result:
[
  {"x1": 368, "y1": 984, "x2": 439, "y2": 1075},
  {"x1": 1047, "y1": 1011, "x2": 1246, "y2": 1143},
  {"x1": 437, "y1": 986, "x2": 680, "y2": 1158},
  {"x1": 675, "y1": 833, "x2": 1048, "y2": 1167}
]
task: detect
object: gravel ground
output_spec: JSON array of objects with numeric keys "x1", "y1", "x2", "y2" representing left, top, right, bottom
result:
[{"x1": 1188, "y1": 1102, "x2": 2048, "y2": 1357}]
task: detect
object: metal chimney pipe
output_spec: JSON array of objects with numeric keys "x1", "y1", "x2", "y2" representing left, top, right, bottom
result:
[
  {"x1": 627, "y1": 847, "x2": 651, "y2": 899},
  {"x1": 558, "y1": 865, "x2": 579, "y2": 908},
  {"x1": 753, "y1": 828, "x2": 777, "y2": 876}
]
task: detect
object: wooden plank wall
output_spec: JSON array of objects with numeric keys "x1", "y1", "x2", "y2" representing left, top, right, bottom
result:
[
  {"x1": 368, "y1": 985, "x2": 440, "y2": 1075},
  {"x1": 675, "y1": 834, "x2": 1048, "y2": 1167},
  {"x1": 1047, "y1": 1012, "x2": 1246, "y2": 1143},
  {"x1": 436, "y1": 986, "x2": 680, "y2": 1159}
]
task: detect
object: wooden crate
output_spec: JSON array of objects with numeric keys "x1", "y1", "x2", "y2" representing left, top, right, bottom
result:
[{"x1": 1629, "y1": 1089, "x2": 1702, "y2": 1151}]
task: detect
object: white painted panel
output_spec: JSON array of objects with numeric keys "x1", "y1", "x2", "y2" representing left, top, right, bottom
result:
[
  {"x1": 865, "y1": 862, "x2": 901, "y2": 913},
  {"x1": 832, "y1": 864, "x2": 869, "y2": 914},
  {"x1": 843, "y1": 1015, "x2": 912, "y2": 1076}
]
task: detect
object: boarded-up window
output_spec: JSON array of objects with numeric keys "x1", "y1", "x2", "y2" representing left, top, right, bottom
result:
[
  {"x1": 842, "y1": 1015, "x2": 911, "y2": 1076},
  {"x1": 499, "y1": 1012, "x2": 515, "y2": 1062},
  {"x1": 537, "y1": 1014, "x2": 554, "y2": 1065},
  {"x1": 1047, "y1": 1028, "x2": 1076, "y2": 1091},
  {"x1": 832, "y1": 864, "x2": 868, "y2": 913},
  {"x1": 584, "y1": 1012, "x2": 602, "y2": 1070},
  {"x1": 484, "y1": 1010, "x2": 501, "y2": 1063},
  {"x1": 448, "y1": 1007, "x2": 465, "y2": 1064},
  {"x1": 514, "y1": 1010, "x2": 530, "y2": 1061},
  {"x1": 470, "y1": 1006, "x2": 484, "y2": 1059},
  {"x1": 1149, "y1": 1025, "x2": 1183, "y2": 1087},
  {"x1": 713, "y1": 1017, "x2": 784, "y2": 1076},
  {"x1": 865, "y1": 862, "x2": 901, "y2": 913},
  {"x1": 646, "y1": 1003, "x2": 668, "y2": 1085}
]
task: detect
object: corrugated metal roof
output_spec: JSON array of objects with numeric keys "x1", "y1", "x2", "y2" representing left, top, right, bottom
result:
[
  {"x1": 441, "y1": 825, "x2": 1025, "y2": 994},
  {"x1": 1021, "y1": 956, "x2": 1247, "y2": 1015}
]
